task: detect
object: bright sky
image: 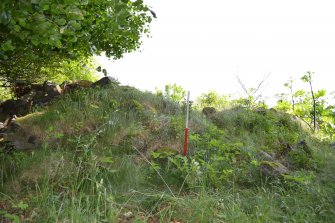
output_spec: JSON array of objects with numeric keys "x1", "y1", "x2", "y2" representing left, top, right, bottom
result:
[{"x1": 97, "y1": 0, "x2": 335, "y2": 105}]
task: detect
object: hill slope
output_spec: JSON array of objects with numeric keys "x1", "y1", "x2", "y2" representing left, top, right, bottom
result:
[{"x1": 1, "y1": 83, "x2": 335, "y2": 222}]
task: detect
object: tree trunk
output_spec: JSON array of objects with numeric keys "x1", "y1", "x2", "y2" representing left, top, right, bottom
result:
[
  {"x1": 290, "y1": 87, "x2": 295, "y2": 112},
  {"x1": 309, "y1": 81, "x2": 316, "y2": 131}
]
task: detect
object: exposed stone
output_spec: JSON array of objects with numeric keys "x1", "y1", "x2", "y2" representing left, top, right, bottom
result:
[
  {"x1": 269, "y1": 108, "x2": 277, "y2": 113},
  {"x1": 63, "y1": 82, "x2": 78, "y2": 93},
  {"x1": 0, "y1": 100, "x2": 16, "y2": 117},
  {"x1": 44, "y1": 81, "x2": 62, "y2": 97},
  {"x1": 8, "y1": 121, "x2": 21, "y2": 132},
  {"x1": 31, "y1": 92, "x2": 50, "y2": 106},
  {"x1": 132, "y1": 137, "x2": 147, "y2": 151},
  {"x1": 260, "y1": 161, "x2": 289, "y2": 177},
  {"x1": 12, "y1": 81, "x2": 32, "y2": 99},
  {"x1": 28, "y1": 135, "x2": 38, "y2": 144},
  {"x1": 30, "y1": 83, "x2": 44, "y2": 92},
  {"x1": 91, "y1": 76, "x2": 117, "y2": 88},
  {"x1": 269, "y1": 152, "x2": 276, "y2": 158},
  {"x1": 20, "y1": 90, "x2": 36, "y2": 102},
  {"x1": 202, "y1": 107, "x2": 216, "y2": 118},
  {"x1": 12, "y1": 140, "x2": 36, "y2": 151},
  {"x1": 278, "y1": 142, "x2": 293, "y2": 157},
  {"x1": 76, "y1": 80, "x2": 93, "y2": 88},
  {"x1": 256, "y1": 109, "x2": 267, "y2": 116},
  {"x1": 0, "y1": 79, "x2": 100, "y2": 121},
  {"x1": 12, "y1": 82, "x2": 44, "y2": 99},
  {"x1": 0, "y1": 99, "x2": 32, "y2": 121},
  {"x1": 32, "y1": 90, "x2": 47, "y2": 101},
  {"x1": 258, "y1": 151, "x2": 275, "y2": 161},
  {"x1": 296, "y1": 140, "x2": 311, "y2": 155},
  {"x1": 63, "y1": 80, "x2": 93, "y2": 93},
  {"x1": 33, "y1": 96, "x2": 54, "y2": 106}
]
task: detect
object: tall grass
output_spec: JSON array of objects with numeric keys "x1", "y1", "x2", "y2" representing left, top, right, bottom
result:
[{"x1": 1, "y1": 84, "x2": 334, "y2": 222}]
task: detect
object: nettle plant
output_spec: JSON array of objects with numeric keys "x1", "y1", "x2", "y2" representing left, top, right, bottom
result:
[{"x1": 151, "y1": 125, "x2": 249, "y2": 189}]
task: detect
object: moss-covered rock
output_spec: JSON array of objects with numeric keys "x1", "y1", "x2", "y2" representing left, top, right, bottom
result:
[{"x1": 260, "y1": 161, "x2": 289, "y2": 177}]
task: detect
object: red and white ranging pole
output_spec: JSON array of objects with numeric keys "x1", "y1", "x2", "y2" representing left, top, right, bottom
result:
[{"x1": 183, "y1": 91, "x2": 190, "y2": 156}]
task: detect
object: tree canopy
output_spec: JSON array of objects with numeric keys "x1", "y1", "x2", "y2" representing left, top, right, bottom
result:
[{"x1": 0, "y1": 0, "x2": 152, "y2": 83}]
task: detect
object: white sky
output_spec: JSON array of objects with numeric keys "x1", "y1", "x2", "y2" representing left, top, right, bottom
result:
[{"x1": 97, "y1": 0, "x2": 335, "y2": 105}]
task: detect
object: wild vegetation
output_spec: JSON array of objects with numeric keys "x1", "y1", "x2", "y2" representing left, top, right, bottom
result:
[
  {"x1": 1, "y1": 1, "x2": 335, "y2": 222},
  {"x1": 0, "y1": 80, "x2": 334, "y2": 222}
]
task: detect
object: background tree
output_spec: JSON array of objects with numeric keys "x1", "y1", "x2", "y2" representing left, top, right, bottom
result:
[
  {"x1": 163, "y1": 84, "x2": 186, "y2": 104},
  {"x1": 284, "y1": 77, "x2": 295, "y2": 111},
  {"x1": 0, "y1": 0, "x2": 153, "y2": 84},
  {"x1": 301, "y1": 72, "x2": 316, "y2": 131},
  {"x1": 236, "y1": 73, "x2": 270, "y2": 108},
  {"x1": 274, "y1": 93, "x2": 291, "y2": 112},
  {"x1": 276, "y1": 73, "x2": 335, "y2": 139},
  {"x1": 196, "y1": 91, "x2": 230, "y2": 110}
]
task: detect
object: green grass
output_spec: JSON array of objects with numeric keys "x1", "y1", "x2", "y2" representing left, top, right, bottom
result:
[{"x1": 1, "y1": 84, "x2": 335, "y2": 222}]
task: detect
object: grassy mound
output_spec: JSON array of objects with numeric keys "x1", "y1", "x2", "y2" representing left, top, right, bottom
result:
[{"x1": 1, "y1": 84, "x2": 335, "y2": 222}]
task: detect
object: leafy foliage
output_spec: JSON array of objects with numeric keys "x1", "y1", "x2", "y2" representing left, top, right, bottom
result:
[
  {"x1": 274, "y1": 93, "x2": 291, "y2": 112},
  {"x1": 196, "y1": 90, "x2": 230, "y2": 110},
  {"x1": 0, "y1": 0, "x2": 152, "y2": 82},
  {"x1": 284, "y1": 77, "x2": 295, "y2": 111},
  {"x1": 277, "y1": 73, "x2": 335, "y2": 140},
  {"x1": 156, "y1": 83, "x2": 187, "y2": 104},
  {"x1": 301, "y1": 71, "x2": 317, "y2": 130},
  {"x1": 40, "y1": 56, "x2": 98, "y2": 83},
  {"x1": 236, "y1": 74, "x2": 270, "y2": 108}
]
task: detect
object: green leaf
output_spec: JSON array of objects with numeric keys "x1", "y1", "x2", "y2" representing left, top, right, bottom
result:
[
  {"x1": 80, "y1": 0, "x2": 89, "y2": 5},
  {"x1": 31, "y1": 38, "x2": 40, "y2": 46},
  {"x1": 39, "y1": 21, "x2": 52, "y2": 32},
  {"x1": 17, "y1": 201, "x2": 29, "y2": 210},
  {"x1": 42, "y1": 4, "x2": 50, "y2": 11},
  {"x1": 55, "y1": 133, "x2": 64, "y2": 139},
  {"x1": 55, "y1": 39, "x2": 62, "y2": 48},
  {"x1": 18, "y1": 18, "x2": 27, "y2": 27},
  {"x1": 13, "y1": 25, "x2": 21, "y2": 32},
  {"x1": 56, "y1": 18, "x2": 67, "y2": 26},
  {"x1": 68, "y1": 20, "x2": 81, "y2": 30},
  {"x1": 99, "y1": 156, "x2": 113, "y2": 163},
  {"x1": 315, "y1": 89, "x2": 326, "y2": 98},
  {"x1": 1, "y1": 40, "x2": 15, "y2": 51},
  {"x1": 133, "y1": 0, "x2": 144, "y2": 7},
  {"x1": 67, "y1": 7, "x2": 84, "y2": 20},
  {"x1": 69, "y1": 36, "x2": 78, "y2": 42},
  {"x1": 90, "y1": 104, "x2": 99, "y2": 109}
]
